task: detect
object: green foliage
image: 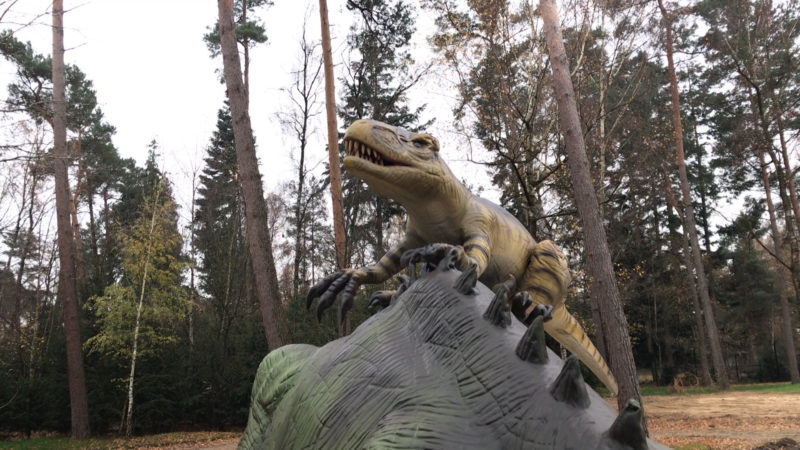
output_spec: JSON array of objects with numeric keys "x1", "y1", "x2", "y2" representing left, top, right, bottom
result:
[
  {"x1": 339, "y1": 0, "x2": 427, "y2": 267},
  {"x1": 187, "y1": 103, "x2": 272, "y2": 428},
  {"x1": 203, "y1": 0, "x2": 272, "y2": 58}
]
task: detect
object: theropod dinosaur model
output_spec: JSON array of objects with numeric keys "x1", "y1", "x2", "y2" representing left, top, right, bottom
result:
[
  {"x1": 242, "y1": 257, "x2": 665, "y2": 448},
  {"x1": 307, "y1": 119, "x2": 618, "y2": 395}
]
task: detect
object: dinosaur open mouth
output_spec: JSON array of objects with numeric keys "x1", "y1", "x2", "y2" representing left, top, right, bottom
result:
[{"x1": 344, "y1": 138, "x2": 392, "y2": 166}]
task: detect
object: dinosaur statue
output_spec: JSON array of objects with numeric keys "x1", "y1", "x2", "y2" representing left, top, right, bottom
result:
[
  {"x1": 241, "y1": 257, "x2": 667, "y2": 449},
  {"x1": 307, "y1": 119, "x2": 618, "y2": 395}
]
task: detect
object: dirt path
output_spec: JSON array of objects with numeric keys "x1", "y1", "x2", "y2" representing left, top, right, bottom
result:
[
  {"x1": 643, "y1": 391, "x2": 800, "y2": 449},
  {"x1": 144, "y1": 391, "x2": 798, "y2": 449}
]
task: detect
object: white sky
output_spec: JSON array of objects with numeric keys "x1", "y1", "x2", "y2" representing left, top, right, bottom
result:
[{"x1": 0, "y1": 0, "x2": 494, "y2": 224}]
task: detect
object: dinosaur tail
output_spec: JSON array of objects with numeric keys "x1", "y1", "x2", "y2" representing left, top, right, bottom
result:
[{"x1": 544, "y1": 306, "x2": 619, "y2": 396}]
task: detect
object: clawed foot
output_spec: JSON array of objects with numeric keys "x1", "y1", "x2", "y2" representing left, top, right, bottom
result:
[
  {"x1": 367, "y1": 274, "x2": 412, "y2": 310},
  {"x1": 368, "y1": 290, "x2": 394, "y2": 310},
  {"x1": 510, "y1": 291, "x2": 553, "y2": 325},
  {"x1": 306, "y1": 268, "x2": 365, "y2": 323},
  {"x1": 401, "y1": 243, "x2": 466, "y2": 275}
]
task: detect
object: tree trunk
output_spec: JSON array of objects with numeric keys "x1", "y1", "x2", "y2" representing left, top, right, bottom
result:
[
  {"x1": 124, "y1": 184, "x2": 162, "y2": 438},
  {"x1": 658, "y1": 0, "x2": 729, "y2": 390},
  {"x1": 52, "y1": 0, "x2": 91, "y2": 438},
  {"x1": 319, "y1": 0, "x2": 347, "y2": 270},
  {"x1": 758, "y1": 149, "x2": 800, "y2": 383},
  {"x1": 664, "y1": 174, "x2": 713, "y2": 386},
  {"x1": 539, "y1": 0, "x2": 643, "y2": 416},
  {"x1": 217, "y1": 0, "x2": 284, "y2": 350}
]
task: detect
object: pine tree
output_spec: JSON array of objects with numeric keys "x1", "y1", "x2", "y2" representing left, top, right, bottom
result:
[{"x1": 340, "y1": 0, "x2": 427, "y2": 266}]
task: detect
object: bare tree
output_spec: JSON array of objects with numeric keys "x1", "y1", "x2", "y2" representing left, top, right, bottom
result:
[
  {"x1": 52, "y1": 0, "x2": 90, "y2": 438},
  {"x1": 539, "y1": 0, "x2": 643, "y2": 416},
  {"x1": 217, "y1": 0, "x2": 283, "y2": 349},
  {"x1": 657, "y1": 0, "x2": 729, "y2": 390},
  {"x1": 279, "y1": 19, "x2": 323, "y2": 299}
]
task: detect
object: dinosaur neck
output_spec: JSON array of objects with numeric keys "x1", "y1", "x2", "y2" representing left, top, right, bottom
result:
[{"x1": 400, "y1": 169, "x2": 471, "y2": 228}]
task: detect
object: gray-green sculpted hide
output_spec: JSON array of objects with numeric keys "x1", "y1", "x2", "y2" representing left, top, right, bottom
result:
[{"x1": 239, "y1": 257, "x2": 667, "y2": 449}]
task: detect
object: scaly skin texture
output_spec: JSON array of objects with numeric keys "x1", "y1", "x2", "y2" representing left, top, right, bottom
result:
[
  {"x1": 308, "y1": 119, "x2": 618, "y2": 395},
  {"x1": 247, "y1": 263, "x2": 666, "y2": 449}
]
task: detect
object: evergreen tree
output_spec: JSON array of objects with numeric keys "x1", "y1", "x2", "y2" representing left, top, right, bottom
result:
[
  {"x1": 84, "y1": 151, "x2": 186, "y2": 435},
  {"x1": 191, "y1": 104, "x2": 271, "y2": 425},
  {"x1": 340, "y1": 0, "x2": 427, "y2": 267}
]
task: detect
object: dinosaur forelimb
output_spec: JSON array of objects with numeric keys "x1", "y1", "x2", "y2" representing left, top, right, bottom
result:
[{"x1": 306, "y1": 268, "x2": 366, "y2": 323}]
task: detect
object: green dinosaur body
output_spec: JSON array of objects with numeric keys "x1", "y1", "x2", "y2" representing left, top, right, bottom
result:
[{"x1": 308, "y1": 119, "x2": 618, "y2": 395}]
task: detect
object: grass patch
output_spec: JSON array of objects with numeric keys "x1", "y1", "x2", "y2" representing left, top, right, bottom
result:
[
  {"x1": 672, "y1": 444, "x2": 713, "y2": 450},
  {"x1": 638, "y1": 381, "x2": 800, "y2": 396},
  {"x1": 0, "y1": 431, "x2": 239, "y2": 449}
]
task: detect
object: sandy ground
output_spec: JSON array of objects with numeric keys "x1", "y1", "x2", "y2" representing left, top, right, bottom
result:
[
  {"x1": 146, "y1": 391, "x2": 800, "y2": 449},
  {"x1": 643, "y1": 391, "x2": 800, "y2": 449}
]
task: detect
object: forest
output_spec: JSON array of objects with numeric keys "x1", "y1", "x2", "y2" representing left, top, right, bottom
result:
[{"x1": 0, "y1": 0, "x2": 799, "y2": 440}]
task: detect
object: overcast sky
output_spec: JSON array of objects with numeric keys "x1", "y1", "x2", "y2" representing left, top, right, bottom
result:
[{"x1": 0, "y1": 0, "x2": 493, "y2": 223}]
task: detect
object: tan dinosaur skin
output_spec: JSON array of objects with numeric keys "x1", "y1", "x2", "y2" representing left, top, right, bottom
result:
[{"x1": 308, "y1": 118, "x2": 619, "y2": 396}]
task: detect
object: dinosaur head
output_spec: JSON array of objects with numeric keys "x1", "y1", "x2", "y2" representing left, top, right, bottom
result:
[{"x1": 342, "y1": 119, "x2": 453, "y2": 205}]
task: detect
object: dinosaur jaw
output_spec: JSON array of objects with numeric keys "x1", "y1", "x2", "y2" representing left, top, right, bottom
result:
[
  {"x1": 344, "y1": 155, "x2": 441, "y2": 201},
  {"x1": 343, "y1": 137, "x2": 443, "y2": 201}
]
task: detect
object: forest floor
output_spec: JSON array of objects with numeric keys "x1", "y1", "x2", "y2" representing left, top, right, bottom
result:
[
  {"x1": 639, "y1": 387, "x2": 800, "y2": 449},
  {"x1": 2, "y1": 385, "x2": 798, "y2": 449}
]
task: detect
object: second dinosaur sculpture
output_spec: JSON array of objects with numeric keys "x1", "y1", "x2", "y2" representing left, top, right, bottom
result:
[{"x1": 308, "y1": 119, "x2": 618, "y2": 395}]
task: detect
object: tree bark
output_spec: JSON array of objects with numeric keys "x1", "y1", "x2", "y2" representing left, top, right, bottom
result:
[
  {"x1": 758, "y1": 149, "x2": 800, "y2": 383},
  {"x1": 52, "y1": 0, "x2": 91, "y2": 438},
  {"x1": 319, "y1": 0, "x2": 347, "y2": 270},
  {"x1": 217, "y1": 0, "x2": 284, "y2": 350},
  {"x1": 124, "y1": 183, "x2": 161, "y2": 438},
  {"x1": 664, "y1": 174, "x2": 713, "y2": 386},
  {"x1": 657, "y1": 0, "x2": 729, "y2": 390},
  {"x1": 539, "y1": 0, "x2": 643, "y2": 416}
]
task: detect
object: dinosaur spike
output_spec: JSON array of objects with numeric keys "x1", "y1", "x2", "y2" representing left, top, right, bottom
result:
[
  {"x1": 453, "y1": 263, "x2": 478, "y2": 295},
  {"x1": 483, "y1": 285, "x2": 512, "y2": 328},
  {"x1": 515, "y1": 316, "x2": 548, "y2": 364},
  {"x1": 607, "y1": 399, "x2": 647, "y2": 450},
  {"x1": 549, "y1": 355, "x2": 590, "y2": 409}
]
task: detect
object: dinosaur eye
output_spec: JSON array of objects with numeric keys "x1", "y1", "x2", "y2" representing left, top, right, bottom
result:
[{"x1": 412, "y1": 139, "x2": 426, "y2": 148}]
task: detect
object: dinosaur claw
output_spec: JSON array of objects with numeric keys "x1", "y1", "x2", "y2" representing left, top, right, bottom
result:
[
  {"x1": 368, "y1": 290, "x2": 394, "y2": 309},
  {"x1": 402, "y1": 244, "x2": 466, "y2": 275},
  {"x1": 510, "y1": 291, "x2": 532, "y2": 323},
  {"x1": 338, "y1": 278, "x2": 359, "y2": 323},
  {"x1": 437, "y1": 248, "x2": 460, "y2": 271},
  {"x1": 532, "y1": 304, "x2": 553, "y2": 322},
  {"x1": 307, "y1": 270, "x2": 362, "y2": 321},
  {"x1": 306, "y1": 271, "x2": 342, "y2": 310}
]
